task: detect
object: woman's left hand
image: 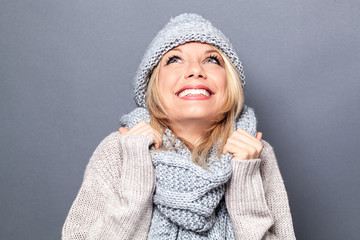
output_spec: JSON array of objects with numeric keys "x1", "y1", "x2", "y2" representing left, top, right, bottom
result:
[{"x1": 223, "y1": 128, "x2": 263, "y2": 160}]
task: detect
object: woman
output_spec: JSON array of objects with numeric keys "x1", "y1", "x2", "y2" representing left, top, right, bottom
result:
[{"x1": 62, "y1": 13, "x2": 296, "y2": 239}]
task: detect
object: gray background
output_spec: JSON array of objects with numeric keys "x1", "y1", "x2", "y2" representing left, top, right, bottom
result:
[{"x1": 1, "y1": 0, "x2": 359, "y2": 239}]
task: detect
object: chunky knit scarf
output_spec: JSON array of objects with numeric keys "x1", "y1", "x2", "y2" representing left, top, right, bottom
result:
[{"x1": 119, "y1": 105, "x2": 257, "y2": 239}]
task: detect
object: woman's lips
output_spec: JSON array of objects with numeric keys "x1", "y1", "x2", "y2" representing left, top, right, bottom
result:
[{"x1": 175, "y1": 85, "x2": 214, "y2": 100}]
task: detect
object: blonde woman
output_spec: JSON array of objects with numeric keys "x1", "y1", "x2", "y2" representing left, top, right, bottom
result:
[{"x1": 62, "y1": 13, "x2": 296, "y2": 240}]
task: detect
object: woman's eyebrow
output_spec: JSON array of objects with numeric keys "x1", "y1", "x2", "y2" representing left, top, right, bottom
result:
[
  {"x1": 205, "y1": 49, "x2": 219, "y2": 54},
  {"x1": 169, "y1": 48, "x2": 182, "y2": 53}
]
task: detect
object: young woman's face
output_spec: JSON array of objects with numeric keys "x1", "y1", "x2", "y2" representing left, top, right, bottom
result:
[{"x1": 158, "y1": 42, "x2": 227, "y2": 125}]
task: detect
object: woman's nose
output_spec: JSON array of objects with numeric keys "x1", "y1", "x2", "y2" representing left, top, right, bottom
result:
[{"x1": 184, "y1": 61, "x2": 207, "y2": 79}]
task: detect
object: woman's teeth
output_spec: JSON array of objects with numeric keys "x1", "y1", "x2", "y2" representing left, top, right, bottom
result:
[{"x1": 178, "y1": 89, "x2": 211, "y2": 97}]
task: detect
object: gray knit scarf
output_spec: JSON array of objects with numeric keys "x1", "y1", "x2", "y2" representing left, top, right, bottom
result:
[{"x1": 119, "y1": 105, "x2": 257, "y2": 239}]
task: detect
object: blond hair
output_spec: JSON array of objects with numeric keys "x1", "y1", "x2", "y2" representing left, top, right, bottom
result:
[{"x1": 146, "y1": 46, "x2": 244, "y2": 168}]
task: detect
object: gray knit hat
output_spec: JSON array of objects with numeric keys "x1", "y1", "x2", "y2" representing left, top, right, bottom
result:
[{"x1": 134, "y1": 13, "x2": 246, "y2": 107}]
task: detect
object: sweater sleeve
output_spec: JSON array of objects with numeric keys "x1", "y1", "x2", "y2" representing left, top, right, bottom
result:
[
  {"x1": 62, "y1": 132, "x2": 155, "y2": 240},
  {"x1": 225, "y1": 139, "x2": 296, "y2": 240}
]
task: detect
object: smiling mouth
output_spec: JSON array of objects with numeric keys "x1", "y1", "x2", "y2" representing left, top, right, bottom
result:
[
  {"x1": 175, "y1": 85, "x2": 214, "y2": 98},
  {"x1": 177, "y1": 89, "x2": 212, "y2": 97}
]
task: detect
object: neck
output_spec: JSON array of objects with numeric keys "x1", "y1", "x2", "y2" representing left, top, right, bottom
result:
[{"x1": 168, "y1": 119, "x2": 212, "y2": 146}]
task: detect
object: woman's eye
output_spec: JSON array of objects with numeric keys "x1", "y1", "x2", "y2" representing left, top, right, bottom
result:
[
  {"x1": 205, "y1": 56, "x2": 221, "y2": 65},
  {"x1": 166, "y1": 56, "x2": 181, "y2": 65}
]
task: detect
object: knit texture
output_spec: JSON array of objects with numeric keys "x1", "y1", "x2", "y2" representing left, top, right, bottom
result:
[
  {"x1": 62, "y1": 131, "x2": 297, "y2": 239},
  {"x1": 133, "y1": 13, "x2": 246, "y2": 107},
  {"x1": 62, "y1": 134, "x2": 156, "y2": 239},
  {"x1": 119, "y1": 105, "x2": 256, "y2": 239}
]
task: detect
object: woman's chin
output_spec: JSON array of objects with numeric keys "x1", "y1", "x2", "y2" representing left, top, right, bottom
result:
[{"x1": 171, "y1": 111, "x2": 216, "y2": 124}]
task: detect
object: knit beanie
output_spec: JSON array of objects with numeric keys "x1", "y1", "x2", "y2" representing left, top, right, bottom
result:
[{"x1": 133, "y1": 13, "x2": 246, "y2": 107}]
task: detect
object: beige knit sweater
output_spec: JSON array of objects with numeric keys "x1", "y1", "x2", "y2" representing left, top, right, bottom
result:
[{"x1": 62, "y1": 131, "x2": 296, "y2": 239}]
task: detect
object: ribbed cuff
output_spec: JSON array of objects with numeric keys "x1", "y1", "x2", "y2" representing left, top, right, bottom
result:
[
  {"x1": 226, "y1": 158, "x2": 269, "y2": 215},
  {"x1": 100, "y1": 134, "x2": 155, "y2": 239},
  {"x1": 118, "y1": 134, "x2": 155, "y2": 206},
  {"x1": 119, "y1": 134, "x2": 154, "y2": 164}
]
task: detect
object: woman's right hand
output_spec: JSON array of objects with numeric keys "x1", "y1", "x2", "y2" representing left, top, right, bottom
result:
[{"x1": 119, "y1": 121, "x2": 163, "y2": 149}]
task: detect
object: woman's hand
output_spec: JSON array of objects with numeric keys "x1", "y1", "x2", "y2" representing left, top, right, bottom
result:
[
  {"x1": 119, "y1": 121, "x2": 163, "y2": 149},
  {"x1": 223, "y1": 128, "x2": 263, "y2": 160}
]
